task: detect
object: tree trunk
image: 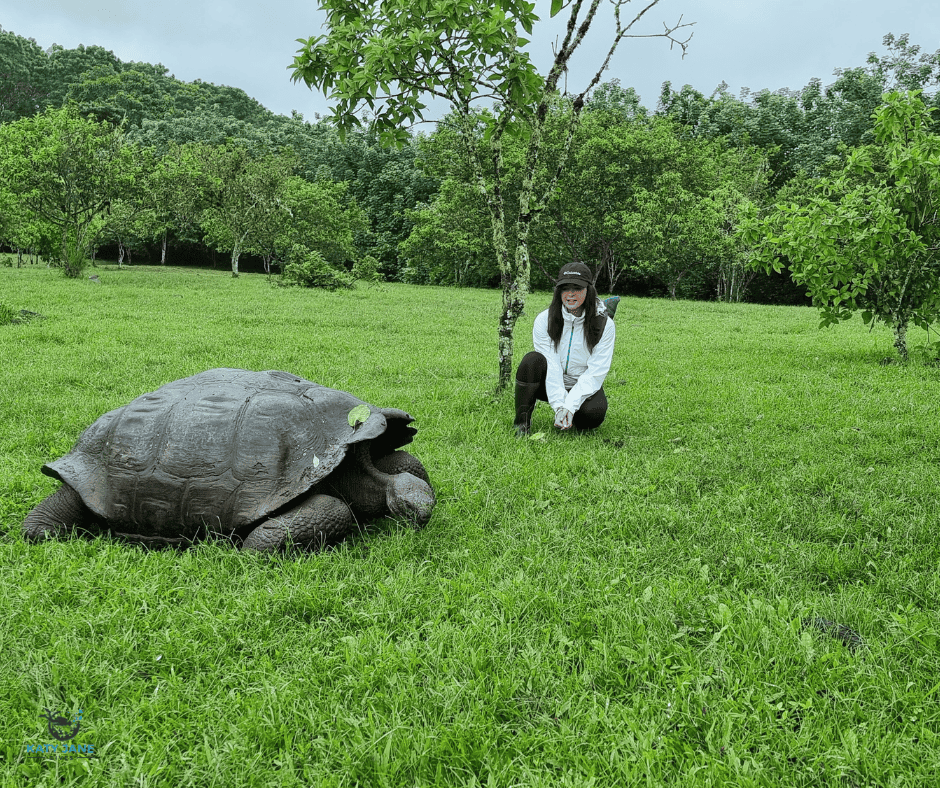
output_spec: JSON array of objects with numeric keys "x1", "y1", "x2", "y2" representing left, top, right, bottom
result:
[
  {"x1": 738, "y1": 271, "x2": 756, "y2": 302},
  {"x1": 231, "y1": 245, "x2": 241, "y2": 277},
  {"x1": 609, "y1": 264, "x2": 624, "y2": 294},
  {"x1": 670, "y1": 270, "x2": 687, "y2": 300},
  {"x1": 893, "y1": 318, "x2": 908, "y2": 361},
  {"x1": 491, "y1": 209, "x2": 518, "y2": 394},
  {"x1": 16, "y1": 249, "x2": 22, "y2": 268},
  {"x1": 497, "y1": 278, "x2": 528, "y2": 393},
  {"x1": 717, "y1": 265, "x2": 732, "y2": 301},
  {"x1": 718, "y1": 262, "x2": 755, "y2": 303},
  {"x1": 161, "y1": 232, "x2": 167, "y2": 265},
  {"x1": 117, "y1": 242, "x2": 125, "y2": 267},
  {"x1": 497, "y1": 233, "x2": 533, "y2": 392},
  {"x1": 494, "y1": 133, "x2": 542, "y2": 392},
  {"x1": 598, "y1": 248, "x2": 619, "y2": 295}
]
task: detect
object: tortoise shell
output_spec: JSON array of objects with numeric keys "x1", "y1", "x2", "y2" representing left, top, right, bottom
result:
[{"x1": 42, "y1": 368, "x2": 417, "y2": 538}]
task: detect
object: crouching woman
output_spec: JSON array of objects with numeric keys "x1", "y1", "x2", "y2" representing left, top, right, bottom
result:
[{"x1": 514, "y1": 262, "x2": 616, "y2": 436}]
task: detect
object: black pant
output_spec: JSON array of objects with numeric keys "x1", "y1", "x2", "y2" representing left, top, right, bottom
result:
[{"x1": 515, "y1": 351, "x2": 608, "y2": 430}]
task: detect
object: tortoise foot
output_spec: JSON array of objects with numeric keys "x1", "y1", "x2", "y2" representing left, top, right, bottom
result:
[
  {"x1": 242, "y1": 493, "x2": 355, "y2": 552},
  {"x1": 22, "y1": 484, "x2": 95, "y2": 542}
]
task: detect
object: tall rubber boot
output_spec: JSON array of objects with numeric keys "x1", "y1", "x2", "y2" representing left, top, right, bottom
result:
[{"x1": 514, "y1": 380, "x2": 540, "y2": 437}]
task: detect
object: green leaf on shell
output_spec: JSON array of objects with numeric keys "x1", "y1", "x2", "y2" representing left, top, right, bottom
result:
[{"x1": 348, "y1": 404, "x2": 371, "y2": 429}]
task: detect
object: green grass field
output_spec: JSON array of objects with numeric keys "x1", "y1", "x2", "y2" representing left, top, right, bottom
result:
[{"x1": 1, "y1": 262, "x2": 939, "y2": 787}]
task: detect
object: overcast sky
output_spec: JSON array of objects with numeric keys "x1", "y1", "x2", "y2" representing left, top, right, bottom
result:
[{"x1": 2, "y1": 1, "x2": 937, "y2": 123}]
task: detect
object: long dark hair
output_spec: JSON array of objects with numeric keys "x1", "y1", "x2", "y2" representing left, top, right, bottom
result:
[{"x1": 547, "y1": 282, "x2": 605, "y2": 354}]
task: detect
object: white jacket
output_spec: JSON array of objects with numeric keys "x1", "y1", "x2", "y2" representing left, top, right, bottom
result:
[{"x1": 533, "y1": 298, "x2": 616, "y2": 413}]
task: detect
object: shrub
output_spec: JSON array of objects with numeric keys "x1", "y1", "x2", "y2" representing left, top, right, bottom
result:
[
  {"x1": 351, "y1": 254, "x2": 382, "y2": 283},
  {"x1": 279, "y1": 244, "x2": 355, "y2": 290}
]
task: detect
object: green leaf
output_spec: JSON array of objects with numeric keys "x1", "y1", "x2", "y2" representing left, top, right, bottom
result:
[
  {"x1": 550, "y1": 0, "x2": 563, "y2": 17},
  {"x1": 348, "y1": 404, "x2": 371, "y2": 428}
]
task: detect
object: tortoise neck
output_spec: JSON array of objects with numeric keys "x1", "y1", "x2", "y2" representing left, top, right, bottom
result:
[
  {"x1": 328, "y1": 441, "x2": 390, "y2": 518},
  {"x1": 353, "y1": 440, "x2": 387, "y2": 474}
]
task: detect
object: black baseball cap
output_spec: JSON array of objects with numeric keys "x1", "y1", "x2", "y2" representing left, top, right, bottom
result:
[{"x1": 555, "y1": 262, "x2": 593, "y2": 289}]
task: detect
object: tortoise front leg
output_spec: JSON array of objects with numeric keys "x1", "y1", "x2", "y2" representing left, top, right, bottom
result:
[
  {"x1": 372, "y1": 450, "x2": 431, "y2": 485},
  {"x1": 241, "y1": 494, "x2": 356, "y2": 553},
  {"x1": 22, "y1": 484, "x2": 100, "y2": 542}
]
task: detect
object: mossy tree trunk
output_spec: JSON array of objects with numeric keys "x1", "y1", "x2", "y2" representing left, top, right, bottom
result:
[{"x1": 893, "y1": 317, "x2": 908, "y2": 361}]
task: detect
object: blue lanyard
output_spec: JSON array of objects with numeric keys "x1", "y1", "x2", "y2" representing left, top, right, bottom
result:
[{"x1": 564, "y1": 324, "x2": 574, "y2": 374}]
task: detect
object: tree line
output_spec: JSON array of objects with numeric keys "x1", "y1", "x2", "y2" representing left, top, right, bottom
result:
[
  {"x1": 0, "y1": 25, "x2": 437, "y2": 284},
  {"x1": 1, "y1": 22, "x2": 939, "y2": 343}
]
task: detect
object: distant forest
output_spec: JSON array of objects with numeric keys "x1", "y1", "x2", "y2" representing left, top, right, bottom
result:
[{"x1": 1, "y1": 25, "x2": 938, "y2": 303}]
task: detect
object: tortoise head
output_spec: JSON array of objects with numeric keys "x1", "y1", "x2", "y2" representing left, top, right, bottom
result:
[{"x1": 386, "y1": 472, "x2": 436, "y2": 528}]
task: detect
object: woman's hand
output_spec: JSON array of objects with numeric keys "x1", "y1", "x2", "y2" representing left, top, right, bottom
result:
[{"x1": 554, "y1": 407, "x2": 573, "y2": 430}]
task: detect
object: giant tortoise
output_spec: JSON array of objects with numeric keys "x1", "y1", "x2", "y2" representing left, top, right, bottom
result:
[{"x1": 22, "y1": 368, "x2": 436, "y2": 551}]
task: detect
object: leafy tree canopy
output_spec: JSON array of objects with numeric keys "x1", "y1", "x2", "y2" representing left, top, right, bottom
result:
[
  {"x1": 742, "y1": 91, "x2": 940, "y2": 360},
  {"x1": 0, "y1": 26, "x2": 51, "y2": 122},
  {"x1": 656, "y1": 32, "x2": 940, "y2": 189},
  {"x1": 291, "y1": 0, "x2": 547, "y2": 146},
  {"x1": 0, "y1": 105, "x2": 140, "y2": 276},
  {"x1": 0, "y1": 27, "x2": 273, "y2": 128}
]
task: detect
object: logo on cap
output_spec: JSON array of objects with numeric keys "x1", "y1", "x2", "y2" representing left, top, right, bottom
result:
[{"x1": 563, "y1": 271, "x2": 582, "y2": 276}]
